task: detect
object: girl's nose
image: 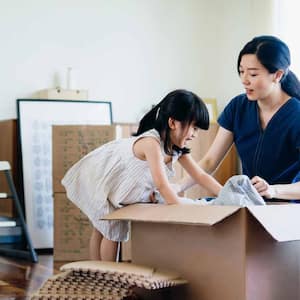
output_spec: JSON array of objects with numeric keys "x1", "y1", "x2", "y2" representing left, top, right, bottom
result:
[{"x1": 192, "y1": 130, "x2": 197, "y2": 138}]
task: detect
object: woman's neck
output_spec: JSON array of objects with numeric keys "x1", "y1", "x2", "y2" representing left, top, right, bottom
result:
[
  {"x1": 257, "y1": 86, "x2": 290, "y2": 112},
  {"x1": 257, "y1": 88, "x2": 291, "y2": 129}
]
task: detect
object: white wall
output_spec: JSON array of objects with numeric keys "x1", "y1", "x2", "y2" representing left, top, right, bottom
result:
[
  {"x1": 274, "y1": 0, "x2": 300, "y2": 76},
  {"x1": 0, "y1": 0, "x2": 275, "y2": 123}
]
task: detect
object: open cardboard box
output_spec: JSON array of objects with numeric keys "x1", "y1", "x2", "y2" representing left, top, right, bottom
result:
[{"x1": 104, "y1": 203, "x2": 300, "y2": 300}]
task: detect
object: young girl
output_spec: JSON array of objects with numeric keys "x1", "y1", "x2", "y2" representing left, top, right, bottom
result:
[{"x1": 62, "y1": 89, "x2": 222, "y2": 261}]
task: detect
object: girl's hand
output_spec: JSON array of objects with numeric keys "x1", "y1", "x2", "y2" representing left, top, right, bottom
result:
[
  {"x1": 149, "y1": 191, "x2": 157, "y2": 203},
  {"x1": 170, "y1": 183, "x2": 182, "y2": 195},
  {"x1": 251, "y1": 176, "x2": 275, "y2": 198},
  {"x1": 149, "y1": 184, "x2": 182, "y2": 203}
]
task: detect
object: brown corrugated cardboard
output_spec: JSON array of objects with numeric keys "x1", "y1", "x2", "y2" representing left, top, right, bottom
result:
[
  {"x1": 52, "y1": 125, "x2": 117, "y2": 193},
  {"x1": 0, "y1": 119, "x2": 21, "y2": 217},
  {"x1": 54, "y1": 193, "x2": 92, "y2": 261},
  {"x1": 52, "y1": 125, "x2": 117, "y2": 261},
  {"x1": 104, "y1": 203, "x2": 300, "y2": 300},
  {"x1": 31, "y1": 261, "x2": 187, "y2": 300}
]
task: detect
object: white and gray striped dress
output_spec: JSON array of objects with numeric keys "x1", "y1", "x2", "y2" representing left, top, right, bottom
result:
[{"x1": 61, "y1": 129, "x2": 181, "y2": 242}]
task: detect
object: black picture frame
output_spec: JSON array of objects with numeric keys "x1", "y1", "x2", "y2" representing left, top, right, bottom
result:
[{"x1": 17, "y1": 99, "x2": 112, "y2": 248}]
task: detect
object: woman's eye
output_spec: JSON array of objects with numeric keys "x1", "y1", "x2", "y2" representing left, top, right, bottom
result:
[{"x1": 250, "y1": 74, "x2": 258, "y2": 77}]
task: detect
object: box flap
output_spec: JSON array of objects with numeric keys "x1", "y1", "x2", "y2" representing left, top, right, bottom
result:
[
  {"x1": 247, "y1": 205, "x2": 300, "y2": 242},
  {"x1": 103, "y1": 203, "x2": 240, "y2": 226}
]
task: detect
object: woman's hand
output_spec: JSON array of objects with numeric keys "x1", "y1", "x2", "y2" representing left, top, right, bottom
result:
[{"x1": 251, "y1": 176, "x2": 275, "y2": 198}]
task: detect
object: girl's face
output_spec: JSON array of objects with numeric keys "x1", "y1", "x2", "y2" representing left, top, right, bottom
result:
[
  {"x1": 239, "y1": 54, "x2": 282, "y2": 101},
  {"x1": 169, "y1": 119, "x2": 198, "y2": 148}
]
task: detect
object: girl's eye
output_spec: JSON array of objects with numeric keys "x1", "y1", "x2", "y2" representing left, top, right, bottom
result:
[{"x1": 250, "y1": 74, "x2": 258, "y2": 77}]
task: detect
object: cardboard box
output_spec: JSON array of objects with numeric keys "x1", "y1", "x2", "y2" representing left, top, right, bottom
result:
[
  {"x1": 0, "y1": 119, "x2": 21, "y2": 217},
  {"x1": 52, "y1": 125, "x2": 122, "y2": 261},
  {"x1": 104, "y1": 203, "x2": 300, "y2": 300},
  {"x1": 54, "y1": 193, "x2": 92, "y2": 261},
  {"x1": 33, "y1": 88, "x2": 88, "y2": 100},
  {"x1": 52, "y1": 125, "x2": 117, "y2": 193}
]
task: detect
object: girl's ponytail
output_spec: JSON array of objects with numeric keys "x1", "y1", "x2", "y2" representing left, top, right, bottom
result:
[{"x1": 135, "y1": 104, "x2": 160, "y2": 136}]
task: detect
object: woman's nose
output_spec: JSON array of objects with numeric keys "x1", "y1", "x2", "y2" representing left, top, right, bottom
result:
[{"x1": 241, "y1": 74, "x2": 250, "y2": 85}]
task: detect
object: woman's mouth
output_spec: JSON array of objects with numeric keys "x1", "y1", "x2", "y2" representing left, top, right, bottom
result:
[{"x1": 246, "y1": 88, "x2": 254, "y2": 95}]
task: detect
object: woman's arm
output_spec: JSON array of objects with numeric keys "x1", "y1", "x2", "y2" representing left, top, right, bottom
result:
[
  {"x1": 199, "y1": 126, "x2": 234, "y2": 172},
  {"x1": 135, "y1": 137, "x2": 179, "y2": 204},
  {"x1": 178, "y1": 126, "x2": 234, "y2": 192},
  {"x1": 178, "y1": 154, "x2": 222, "y2": 196},
  {"x1": 251, "y1": 176, "x2": 300, "y2": 200}
]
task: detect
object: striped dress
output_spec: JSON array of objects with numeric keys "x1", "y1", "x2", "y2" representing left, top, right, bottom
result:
[{"x1": 61, "y1": 129, "x2": 181, "y2": 242}]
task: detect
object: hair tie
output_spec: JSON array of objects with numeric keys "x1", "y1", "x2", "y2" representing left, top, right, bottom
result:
[{"x1": 155, "y1": 107, "x2": 160, "y2": 120}]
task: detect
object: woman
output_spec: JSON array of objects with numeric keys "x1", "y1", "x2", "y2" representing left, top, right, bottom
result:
[{"x1": 179, "y1": 36, "x2": 300, "y2": 199}]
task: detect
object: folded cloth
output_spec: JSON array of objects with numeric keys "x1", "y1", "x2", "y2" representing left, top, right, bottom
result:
[{"x1": 211, "y1": 175, "x2": 265, "y2": 206}]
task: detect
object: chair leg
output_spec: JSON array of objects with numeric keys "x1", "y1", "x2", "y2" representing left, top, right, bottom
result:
[{"x1": 0, "y1": 169, "x2": 38, "y2": 262}]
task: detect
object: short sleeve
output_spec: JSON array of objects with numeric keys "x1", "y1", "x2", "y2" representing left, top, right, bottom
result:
[{"x1": 217, "y1": 96, "x2": 240, "y2": 132}]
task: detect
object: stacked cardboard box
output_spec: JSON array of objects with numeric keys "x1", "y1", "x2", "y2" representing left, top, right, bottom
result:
[{"x1": 52, "y1": 124, "x2": 137, "y2": 262}]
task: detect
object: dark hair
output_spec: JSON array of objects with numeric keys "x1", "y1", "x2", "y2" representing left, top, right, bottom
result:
[
  {"x1": 237, "y1": 35, "x2": 300, "y2": 99},
  {"x1": 135, "y1": 89, "x2": 209, "y2": 155}
]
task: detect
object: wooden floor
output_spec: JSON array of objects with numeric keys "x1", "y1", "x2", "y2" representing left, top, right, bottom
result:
[{"x1": 0, "y1": 251, "x2": 62, "y2": 300}]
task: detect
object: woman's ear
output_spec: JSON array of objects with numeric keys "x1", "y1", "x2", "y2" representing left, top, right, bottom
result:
[
  {"x1": 168, "y1": 117, "x2": 176, "y2": 129},
  {"x1": 274, "y1": 69, "x2": 285, "y2": 83}
]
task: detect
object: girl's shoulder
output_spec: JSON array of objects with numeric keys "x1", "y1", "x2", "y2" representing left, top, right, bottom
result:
[{"x1": 136, "y1": 128, "x2": 161, "y2": 142}]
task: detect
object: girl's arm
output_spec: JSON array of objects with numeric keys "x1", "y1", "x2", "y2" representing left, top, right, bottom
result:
[
  {"x1": 178, "y1": 154, "x2": 222, "y2": 196},
  {"x1": 178, "y1": 126, "x2": 234, "y2": 192},
  {"x1": 135, "y1": 137, "x2": 179, "y2": 204},
  {"x1": 251, "y1": 176, "x2": 300, "y2": 200}
]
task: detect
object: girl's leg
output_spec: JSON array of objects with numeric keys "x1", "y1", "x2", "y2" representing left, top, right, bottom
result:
[
  {"x1": 89, "y1": 227, "x2": 103, "y2": 260},
  {"x1": 100, "y1": 237, "x2": 118, "y2": 261}
]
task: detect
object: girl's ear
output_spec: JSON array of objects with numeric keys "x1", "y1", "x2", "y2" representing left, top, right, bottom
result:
[
  {"x1": 168, "y1": 117, "x2": 176, "y2": 129},
  {"x1": 274, "y1": 69, "x2": 284, "y2": 83}
]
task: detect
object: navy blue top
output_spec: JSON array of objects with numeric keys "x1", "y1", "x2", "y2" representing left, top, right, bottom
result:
[{"x1": 218, "y1": 94, "x2": 300, "y2": 185}]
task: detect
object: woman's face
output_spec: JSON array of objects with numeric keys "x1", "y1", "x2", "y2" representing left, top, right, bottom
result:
[
  {"x1": 169, "y1": 119, "x2": 198, "y2": 148},
  {"x1": 239, "y1": 54, "x2": 279, "y2": 101}
]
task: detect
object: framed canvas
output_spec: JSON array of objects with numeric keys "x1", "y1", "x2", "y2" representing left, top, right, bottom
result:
[
  {"x1": 203, "y1": 98, "x2": 218, "y2": 123},
  {"x1": 17, "y1": 99, "x2": 112, "y2": 248}
]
